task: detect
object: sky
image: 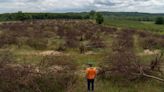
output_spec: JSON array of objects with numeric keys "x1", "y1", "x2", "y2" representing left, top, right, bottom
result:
[{"x1": 0, "y1": 0, "x2": 164, "y2": 13}]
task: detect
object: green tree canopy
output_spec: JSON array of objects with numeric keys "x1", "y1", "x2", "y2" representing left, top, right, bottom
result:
[
  {"x1": 89, "y1": 10, "x2": 96, "y2": 19},
  {"x1": 96, "y1": 13, "x2": 104, "y2": 24},
  {"x1": 155, "y1": 17, "x2": 164, "y2": 25}
]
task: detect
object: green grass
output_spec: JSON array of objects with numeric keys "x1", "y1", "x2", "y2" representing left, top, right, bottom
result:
[
  {"x1": 72, "y1": 77, "x2": 164, "y2": 92},
  {"x1": 104, "y1": 17, "x2": 164, "y2": 35},
  {"x1": 133, "y1": 35, "x2": 144, "y2": 53}
]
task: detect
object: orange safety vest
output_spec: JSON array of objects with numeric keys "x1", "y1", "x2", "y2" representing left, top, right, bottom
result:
[{"x1": 86, "y1": 67, "x2": 96, "y2": 79}]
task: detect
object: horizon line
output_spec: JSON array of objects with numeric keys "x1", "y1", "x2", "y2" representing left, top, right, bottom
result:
[{"x1": 1, "y1": 11, "x2": 164, "y2": 14}]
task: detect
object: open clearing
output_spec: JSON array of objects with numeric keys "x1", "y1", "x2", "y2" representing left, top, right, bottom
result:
[{"x1": 0, "y1": 20, "x2": 164, "y2": 92}]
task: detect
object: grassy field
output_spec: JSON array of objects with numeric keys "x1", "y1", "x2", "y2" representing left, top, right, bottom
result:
[
  {"x1": 103, "y1": 17, "x2": 164, "y2": 35},
  {"x1": 72, "y1": 79, "x2": 164, "y2": 92}
]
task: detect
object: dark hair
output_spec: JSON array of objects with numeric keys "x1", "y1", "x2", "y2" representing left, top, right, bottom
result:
[{"x1": 89, "y1": 64, "x2": 93, "y2": 67}]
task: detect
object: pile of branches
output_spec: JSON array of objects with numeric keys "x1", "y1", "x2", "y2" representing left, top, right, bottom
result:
[
  {"x1": 99, "y1": 29, "x2": 164, "y2": 82},
  {"x1": 0, "y1": 50, "x2": 77, "y2": 92},
  {"x1": 0, "y1": 20, "x2": 116, "y2": 51}
]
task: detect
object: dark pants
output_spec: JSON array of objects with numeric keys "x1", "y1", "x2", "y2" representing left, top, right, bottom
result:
[{"x1": 87, "y1": 79, "x2": 94, "y2": 91}]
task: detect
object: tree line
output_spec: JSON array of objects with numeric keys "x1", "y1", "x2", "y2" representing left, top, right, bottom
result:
[
  {"x1": 0, "y1": 11, "x2": 90, "y2": 21},
  {"x1": 0, "y1": 10, "x2": 104, "y2": 24},
  {"x1": 0, "y1": 11, "x2": 104, "y2": 24}
]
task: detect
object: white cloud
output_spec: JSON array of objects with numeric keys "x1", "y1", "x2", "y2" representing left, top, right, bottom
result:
[{"x1": 0, "y1": 0, "x2": 164, "y2": 13}]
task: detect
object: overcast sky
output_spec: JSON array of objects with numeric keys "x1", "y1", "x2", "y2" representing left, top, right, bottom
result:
[{"x1": 0, "y1": 0, "x2": 164, "y2": 13}]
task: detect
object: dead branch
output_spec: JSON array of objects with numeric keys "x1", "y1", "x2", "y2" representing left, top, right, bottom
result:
[{"x1": 143, "y1": 73, "x2": 164, "y2": 82}]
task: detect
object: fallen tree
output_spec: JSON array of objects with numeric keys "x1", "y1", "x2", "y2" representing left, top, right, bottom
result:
[{"x1": 99, "y1": 29, "x2": 164, "y2": 82}]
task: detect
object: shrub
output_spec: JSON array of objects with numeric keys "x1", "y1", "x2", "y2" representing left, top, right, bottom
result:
[
  {"x1": 89, "y1": 35, "x2": 106, "y2": 48},
  {"x1": 99, "y1": 30, "x2": 139, "y2": 81},
  {"x1": 0, "y1": 55, "x2": 78, "y2": 92},
  {"x1": 155, "y1": 17, "x2": 164, "y2": 25},
  {"x1": 56, "y1": 43, "x2": 67, "y2": 51},
  {"x1": 0, "y1": 31, "x2": 18, "y2": 48},
  {"x1": 139, "y1": 36, "x2": 164, "y2": 49},
  {"x1": 89, "y1": 10, "x2": 96, "y2": 19},
  {"x1": 96, "y1": 13, "x2": 104, "y2": 24},
  {"x1": 65, "y1": 39, "x2": 80, "y2": 48},
  {"x1": 0, "y1": 65, "x2": 39, "y2": 92},
  {"x1": 39, "y1": 55, "x2": 78, "y2": 91},
  {"x1": 39, "y1": 55, "x2": 77, "y2": 70},
  {"x1": 26, "y1": 38, "x2": 48, "y2": 50},
  {"x1": 0, "y1": 50, "x2": 15, "y2": 66}
]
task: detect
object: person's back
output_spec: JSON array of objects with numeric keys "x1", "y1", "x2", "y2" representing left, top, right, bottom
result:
[
  {"x1": 86, "y1": 64, "x2": 97, "y2": 92},
  {"x1": 86, "y1": 67, "x2": 96, "y2": 79}
]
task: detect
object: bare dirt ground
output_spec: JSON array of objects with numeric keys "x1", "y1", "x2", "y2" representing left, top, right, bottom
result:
[
  {"x1": 84, "y1": 51, "x2": 97, "y2": 55},
  {"x1": 37, "y1": 51, "x2": 64, "y2": 56},
  {"x1": 18, "y1": 50, "x2": 98, "y2": 56},
  {"x1": 138, "y1": 49, "x2": 161, "y2": 56},
  {"x1": 19, "y1": 50, "x2": 67, "y2": 56}
]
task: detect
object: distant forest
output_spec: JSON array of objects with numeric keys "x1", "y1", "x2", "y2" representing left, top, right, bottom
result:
[
  {"x1": 0, "y1": 11, "x2": 90, "y2": 21},
  {"x1": 101, "y1": 12, "x2": 164, "y2": 21},
  {"x1": 0, "y1": 11, "x2": 164, "y2": 21}
]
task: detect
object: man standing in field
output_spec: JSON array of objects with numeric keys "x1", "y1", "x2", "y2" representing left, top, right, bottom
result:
[{"x1": 86, "y1": 64, "x2": 97, "y2": 92}]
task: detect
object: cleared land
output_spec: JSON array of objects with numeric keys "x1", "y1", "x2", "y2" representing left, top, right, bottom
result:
[{"x1": 0, "y1": 20, "x2": 164, "y2": 92}]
